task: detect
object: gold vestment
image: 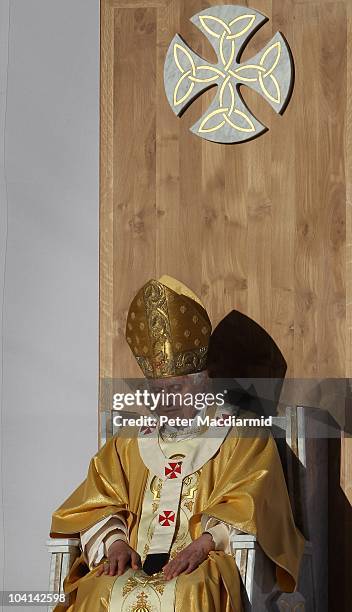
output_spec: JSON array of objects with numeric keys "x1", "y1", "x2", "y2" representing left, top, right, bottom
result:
[{"x1": 50, "y1": 426, "x2": 304, "y2": 611}]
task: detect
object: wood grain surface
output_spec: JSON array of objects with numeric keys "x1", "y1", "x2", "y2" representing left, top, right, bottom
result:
[{"x1": 100, "y1": 0, "x2": 349, "y2": 380}]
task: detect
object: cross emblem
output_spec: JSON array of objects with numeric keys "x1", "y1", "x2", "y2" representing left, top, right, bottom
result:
[
  {"x1": 164, "y1": 5, "x2": 294, "y2": 143},
  {"x1": 159, "y1": 510, "x2": 176, "y2": 526},
  {"x1": 164, "y1": 461, "x2": 182, "y2": 479}
]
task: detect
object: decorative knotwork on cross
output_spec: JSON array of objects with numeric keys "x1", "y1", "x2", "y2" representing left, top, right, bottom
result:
[{"x1": 164, "y1": 5, "x2": 294, "y2": 144}]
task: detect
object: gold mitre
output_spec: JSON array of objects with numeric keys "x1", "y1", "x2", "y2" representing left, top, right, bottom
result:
[{"x1": 125, "y1": 275, "x2": 212, "y2": 378}]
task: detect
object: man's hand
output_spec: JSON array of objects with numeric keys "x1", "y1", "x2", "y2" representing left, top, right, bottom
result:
[
  {"x1": 96, "y1": 540, "x2": 141, "y2": 577},
  {"x1": 162, "y1": 533, "x2": 215, "y2": 581}
]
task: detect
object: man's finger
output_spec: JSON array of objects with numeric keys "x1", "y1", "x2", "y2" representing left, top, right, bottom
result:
[
  {"x1": 163, "y1": 559, "x2": 178, "y2": 579},
  {"x1": 163, "y1": 552, "x2": 189, "y2": 579},
  {"x1": 184, "y1": 561, "x2": 197, "y2": 574},
  {"x1": 168, "y1": 558, "x2": 188, "y2": 579},
  {"x1": 108, "y1": 558, "x2": 118, "y2": 576},
  {"x1": 162, "y1": 562, "x2": 173, "y2": 575},
  {"x1": 103, "y1": 561, "x2": 110, "y2": 575},
  {"x1": 163, "y1": 560, "x2": 175, "y2": 573},
  {"x1": 131, "y1": 551, "x2": 141, "y2": 570},
  {"x1": 117, "y1": 556, "x2": 127, "y2": 577},
  {"x1": 167, "y1": 553, "x2": 186, "y2": 570}
]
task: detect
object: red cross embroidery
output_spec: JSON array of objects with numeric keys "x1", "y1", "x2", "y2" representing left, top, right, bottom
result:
[
  {"x1": 140, "y1": 425, "x2": 157, "y2": 435},
  {"x1": 159, "y1": 510, "x2": 175, "y2": 526},
  {"x1": 164, "y1": 461, "x2": 182, "y2": 479}
]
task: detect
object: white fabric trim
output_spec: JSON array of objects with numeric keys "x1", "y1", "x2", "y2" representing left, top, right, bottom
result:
[
  {"x1": 104, "y1": 531, "x2": 127, "y2": 553},
  {"x1": 201, "y1": 514, "x2": 244, "y2": 554},
  {"x1": 138, "y1": 406, "x2": 232, "y2": 478},
  {"x1": 80, "y1": 514, "x2": 127, "y2": 568},
  {"x1": 205, "y1": 524, "x2": 229, "y2": 551}
]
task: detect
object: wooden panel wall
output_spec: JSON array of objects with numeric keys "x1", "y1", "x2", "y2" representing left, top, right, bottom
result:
[{"x1": 100, "y1": 0, "x2": 349, "y2": 381}]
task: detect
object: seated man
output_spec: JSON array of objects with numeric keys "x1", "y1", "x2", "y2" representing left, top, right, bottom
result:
[{"x1": 50, "y1": 276, "x2": 304, "y2": 612}]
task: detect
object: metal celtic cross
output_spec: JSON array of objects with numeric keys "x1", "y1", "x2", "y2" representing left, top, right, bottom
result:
[{"x1": 164, "y1": 5, "x2": 294, "y2": 144}]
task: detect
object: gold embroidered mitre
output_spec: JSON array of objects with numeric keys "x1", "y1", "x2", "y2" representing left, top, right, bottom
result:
[{"x1": 125, "y1": 276, "x2": 212, "y2": 378}]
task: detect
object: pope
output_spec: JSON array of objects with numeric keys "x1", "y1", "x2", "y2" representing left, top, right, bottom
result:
[{"x1": 50, "y1": 275, "x2": 304, "y2": 611}]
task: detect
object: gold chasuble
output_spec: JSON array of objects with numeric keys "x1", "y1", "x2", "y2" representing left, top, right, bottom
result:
[{"x1": 50, "y1": 421, "x2": 304, "y2": 612}]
